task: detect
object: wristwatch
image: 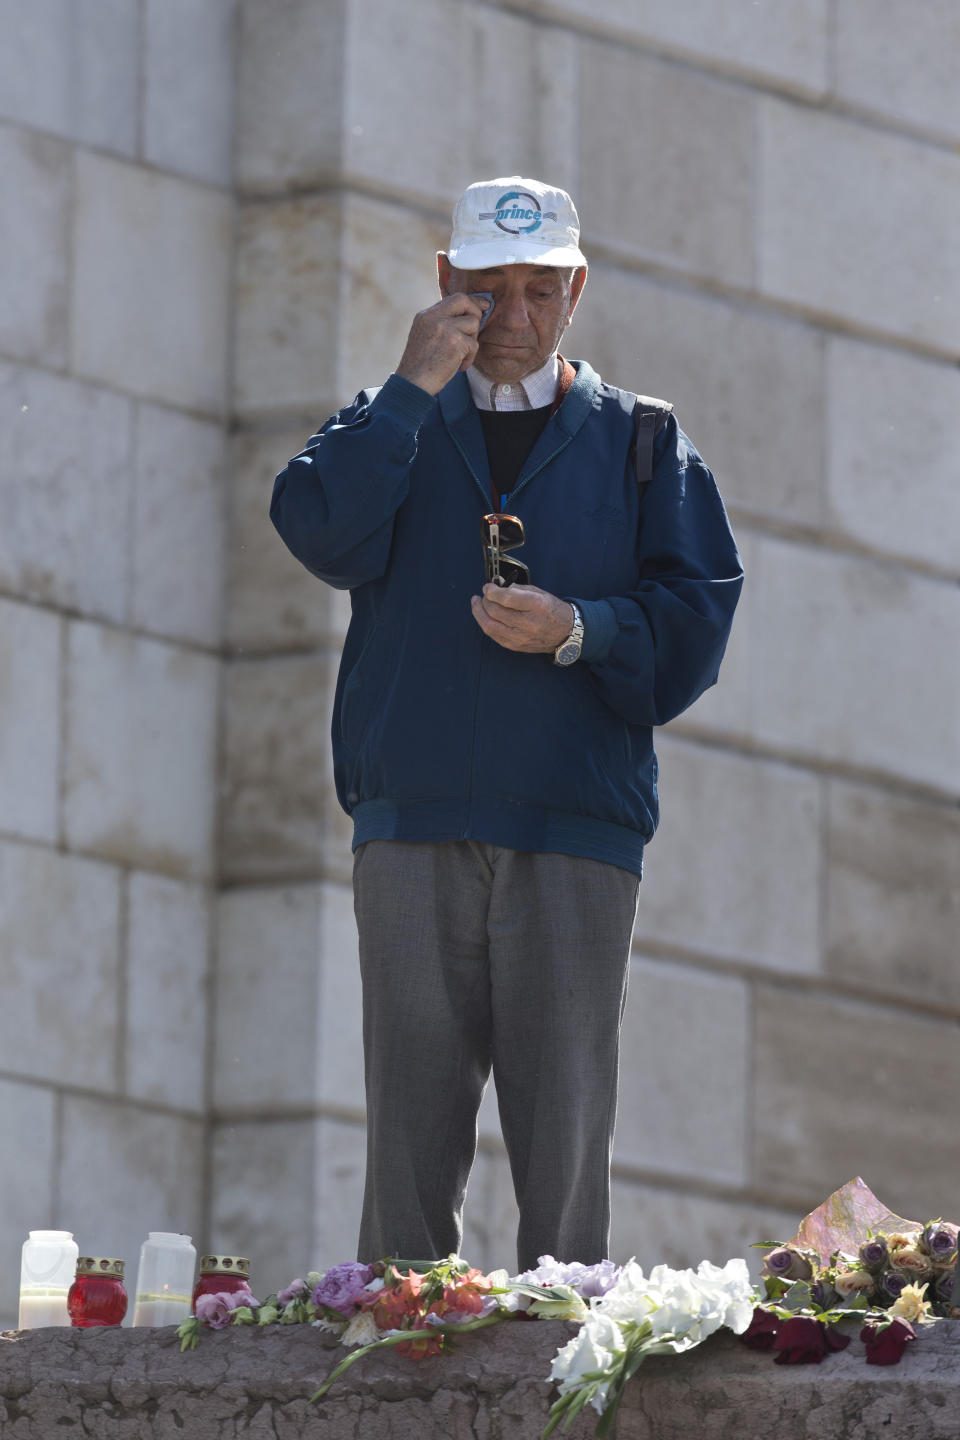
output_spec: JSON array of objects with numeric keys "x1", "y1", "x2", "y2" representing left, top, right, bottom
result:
[{"x1": 553, "y1": 603, "x2": 584, "y2": 667}]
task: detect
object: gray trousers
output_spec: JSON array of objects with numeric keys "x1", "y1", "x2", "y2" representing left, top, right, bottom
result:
[{"x1": 353, "y1": 839, "x2": 639, "y2": 1272}]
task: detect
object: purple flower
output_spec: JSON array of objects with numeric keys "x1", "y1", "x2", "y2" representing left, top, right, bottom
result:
[
  {"x1": 858, "y1": 1238, "x2": 889, "y2": 1272},
  {"x1": 226, "y1": 1286, "x2": 259, "y2": 1310},
  {"x1": 809, "y1": 1279, "x2": 837, "y2": 1310},
  {"x1": 277, "y1": 1278, "x2": 308, "y2": 1306},
  {"x1": 311, "y1": 1262, "x2": 375, "y2": 1318},
  {"x1": 513, "y1": 1255, "x2": 622, "y2": 1299},
  {"x1": 920, "y1": 1223, "x2": 958, "y2": 1264},
  {"x1": 195, "y1": 1293, "x2": 235, "y2": 1329},
  {"x1": 876, "y1": 1269, "x2": 909, "y2": 1303},
  {"x1": 763, "y1": 1247, "x2": 813, "y2": 1282}
]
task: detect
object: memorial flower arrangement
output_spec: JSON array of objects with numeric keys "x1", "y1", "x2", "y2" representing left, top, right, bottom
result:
[
  {"x1": 175, "y1": 1179, "x2": 957, "y2": 1439},
  {"x1": 742, "y1": 1177, "x2": 958, "y2": 1373}
]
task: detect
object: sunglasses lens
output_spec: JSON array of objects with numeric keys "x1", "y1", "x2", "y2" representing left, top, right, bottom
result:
[{"x1": 496, "y1": 557, "x2": 529, "y2": 587}]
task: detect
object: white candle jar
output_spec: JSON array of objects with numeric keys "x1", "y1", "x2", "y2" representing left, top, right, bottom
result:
[
  {"x1": 19, "y1": 1230, "x2": 79, "y2": 1328},
  {"x1": 132, "y1": 1232, "x2": 196, "y2": 1327}
]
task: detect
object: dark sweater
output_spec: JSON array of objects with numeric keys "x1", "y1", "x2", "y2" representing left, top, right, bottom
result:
[{"x1": 478, "y1": 405, "x2": 552, "y2": 506}]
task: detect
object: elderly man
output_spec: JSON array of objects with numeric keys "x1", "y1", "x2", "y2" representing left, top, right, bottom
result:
[{"x1": 271, "y1": 176, "x2": 742, "y2": 1271}]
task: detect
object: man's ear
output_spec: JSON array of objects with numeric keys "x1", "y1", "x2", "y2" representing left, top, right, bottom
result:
[
  {"x1": 437, "y1": 253, "x2": 453, "y2": 296},
  {"x1": 566, "y1": 266, "x2": 588, "y2": 324}
]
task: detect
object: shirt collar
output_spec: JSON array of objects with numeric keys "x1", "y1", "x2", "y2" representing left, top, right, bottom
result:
[{"x1": 466, "y1": 353, "x2": 560, "y2": 411}]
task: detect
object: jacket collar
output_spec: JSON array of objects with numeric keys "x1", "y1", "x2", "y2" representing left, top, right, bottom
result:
[{"x1": 437, "y1": 361, "x2": 602, "y2": 496}]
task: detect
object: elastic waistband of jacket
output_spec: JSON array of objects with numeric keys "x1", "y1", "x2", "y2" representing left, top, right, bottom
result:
[{"x1": 350, "y1": 798, "x2": 646, "y2": 878}]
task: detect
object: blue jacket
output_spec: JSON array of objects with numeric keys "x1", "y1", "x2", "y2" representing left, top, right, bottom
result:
[{"x1": 270, "y1": 361, "x2": 742, "y2": 876}]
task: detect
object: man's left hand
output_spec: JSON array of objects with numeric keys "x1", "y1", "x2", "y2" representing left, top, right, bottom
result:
[{"x1": 470, "y1": 584, "x2": 574, "y2": 653}]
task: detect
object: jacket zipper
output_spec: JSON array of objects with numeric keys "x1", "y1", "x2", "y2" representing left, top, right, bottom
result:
[{"x1": 450, "y1": 421, "x2": 576, "y2": 830}]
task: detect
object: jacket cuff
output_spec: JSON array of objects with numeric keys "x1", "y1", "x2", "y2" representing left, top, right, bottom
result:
[
  {"x1": 570, "y1": 597, "x2": 618, "y2": 663},
  {"x1": 372, "y1": 373, "x2": 437, "y2": 431}
]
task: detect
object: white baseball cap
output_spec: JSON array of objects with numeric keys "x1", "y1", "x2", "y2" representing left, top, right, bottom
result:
[{"x1": 445, "y1": 176, "x2": 586, "y2": 270}]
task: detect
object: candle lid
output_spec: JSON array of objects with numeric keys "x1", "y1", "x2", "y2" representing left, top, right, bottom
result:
[
  {"x1": 199, "y1": 1254, "x2": 249, "y2": 1276},
  {"x1": 76, "y1": 1257, "x2": 125, "y2": 1276}
]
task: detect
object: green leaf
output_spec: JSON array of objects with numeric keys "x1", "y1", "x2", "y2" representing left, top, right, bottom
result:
[{"x1": 780, "y1": 1281, "x2": 814, "y2": 1313}]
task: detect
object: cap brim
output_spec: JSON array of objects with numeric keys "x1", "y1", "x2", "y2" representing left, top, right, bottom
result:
[{"x1": 446, "y1": 237, "x2": 587, "y2": 269}]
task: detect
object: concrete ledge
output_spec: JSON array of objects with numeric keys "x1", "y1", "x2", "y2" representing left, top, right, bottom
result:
[{"x1": 2, "y1": 1320, "x2": 959, "y2": 1438}]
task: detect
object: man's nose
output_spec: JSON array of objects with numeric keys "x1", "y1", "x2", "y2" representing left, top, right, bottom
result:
[{"x1": 497, "y1": 290, "x2": 531, "y2": 329}]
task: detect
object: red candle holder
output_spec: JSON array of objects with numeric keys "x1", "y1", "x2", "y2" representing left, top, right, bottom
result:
[
  {"x1": 192, "y1": 1254, "x2": 251, "y2": 1310},
  {"x1": 67, "y1": 1258, "x2": 128, "y2": 1327}
]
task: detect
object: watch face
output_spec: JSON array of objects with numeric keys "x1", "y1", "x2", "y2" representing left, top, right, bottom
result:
[{"x1": 555, "y1": 641, "x2": 581, "y2": 666}]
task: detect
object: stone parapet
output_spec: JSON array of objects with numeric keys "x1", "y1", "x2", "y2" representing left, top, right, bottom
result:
[{"x1": 2, "y1": 1320, "x2": 959, "y2": 1439}]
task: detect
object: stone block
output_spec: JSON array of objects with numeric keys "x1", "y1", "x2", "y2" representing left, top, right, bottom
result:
[
  {"x1": 0, "y1": 0, "x2": 138, "y2": 154},
  {"x1": 338, "y1": 1, "x2": 579, "y2": 204},
  {"x1": 0, "y1": 1080, "x2": 56, "y2": 1327},
  {"x1": 825, "y1": 781, "x2": 960, "y2": 1012},
  {"x1": 214, "y1": 884, "x2": 321, "y2": 1110},
  {"x1": 227, "y1": 424, "x2": 338, "y2": 653},
  {"x1": 210, "y1": 1117, "x2": 318, "y2": 1297},
  {"x1": 0, "y1": 841, "x2": 121, "y2": 1089},
  {"x1": 0, "y1": 124, "x2": 70, "y2": 366},
  {"x1": 687, "y1": 535, "x2": 960, "y2": 794},
  {"x1": 610, "y1": 1180, "x2": 801, "y2": 1279},
  {"x1": 338, "y1": 192, "x2": 454, "y2": 403},
  {"x1": 317, "y1": 882, "x2": 365, "y2": 1113},
  {"x1": 338, "y1": 0, "x2": 468, "y2": 206},
  {"x1": 825, "y1": 338, "x2": 960, "y2": 573},
  {"x1": 463, "y1": 1151, "x2": 519, "y2": 1273},
  {"x1": 511, "y1": 0, "x2": 829, "y2": 95},
  {"x1": 63, "y1": 621, "x2": 219, "y2": 879},
  {"x1": 235, "y1": 0, "x2": 346, "y2": 192},
  {"x1": 836, "y1": 0, "x2": 960, "y2": 140},
  {"x1": 57, "y1": 1097, "x2": 203, "y2": 1267},
  {"x1": 313, "y1": 1118, "x2": 366, "y2": 1270},
  {"x1": 759, "y1": 99, "x2": 960, "y2": 353},
  {"x1": 132, "y1": 403, "x2": 226, "y2": 647},
  {"x1": 753, "y1": 986, "x2": 960, "y2": 1220},
  {"x1": 143, "y1": 0, "x2": 234, "y2": 186},
  {"x1": 0, "y1": 599, "x2": 60, "y2": 845},
  {"x1": 578, "y1": 44, "x2": 754, "y2": 285},
  {"x1": 616, "y1": 958, "x2": 749, "y2": 1186},
  {"x1": 220, "y1": 655, "x2": 328, "y2": 882},
  {"x1": 0, "y1": 363, "x2": 132, "y2": 623},
  {"x1": 233, "y1": 195, "x2": 340, "y2": 417},
  {"x1": 638, "y1": 737, "x2": 822, "y2": 975},
  {"x1": 567, "y1": 268, "x2": 825, "y2": 528},
  {"x1": 454, "y1": 8, "x2": 580, "y2": 197},
  {"x1": 71, "y1": 152, "x2": 232, "y2": 414},
  {"x1": 5, "y1": 1323, "x2": 960, "y2": 1440},
  {"x1": 125, "y1": 873, "x2": 211, "y2": 1113}
]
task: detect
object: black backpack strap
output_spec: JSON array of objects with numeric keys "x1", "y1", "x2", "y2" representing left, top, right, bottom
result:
[{"x1": 631, "y1": 393, "x2": 674, "y2": 498}]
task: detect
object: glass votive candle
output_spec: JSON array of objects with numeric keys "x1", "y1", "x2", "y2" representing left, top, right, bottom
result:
[
  {"x1": 192, "y1": 1255, "x2": 251, "y2": 1310},
  {"x1": 67, "y1": 1258, "x2": 128, "y2": 1327},
  {"x1": 18, "y1": 1230, "x2": 79, "y2": 1328},
  {"x1": 132, "y1": 1232, "x2": 196, "y2": 1327}
]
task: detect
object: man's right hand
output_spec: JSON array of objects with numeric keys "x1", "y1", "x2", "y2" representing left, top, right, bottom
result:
[{"x1": 395, "y1": 294, "x2": 490, "y2": 396}]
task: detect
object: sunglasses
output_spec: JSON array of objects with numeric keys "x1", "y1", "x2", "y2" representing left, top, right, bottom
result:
[{"x1": 482, "y1": 513, "x2": 529, "y2": 587}]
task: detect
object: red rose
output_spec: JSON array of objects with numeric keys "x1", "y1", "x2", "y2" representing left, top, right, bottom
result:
[
  {"x1": 740, "y1": 1307, "x2": 781, "y2": 1351},
  {"x1": 861, "y1": 1317, "x2": 916, "y2": 1366},
  {"x1": 773, "y1": 1316, "x2": 850, "y2": 1365}
]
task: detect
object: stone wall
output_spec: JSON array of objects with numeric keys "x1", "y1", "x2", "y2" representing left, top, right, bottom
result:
[
  {"x1": 1, "y1": 0, "x2": 958, "y2": 1321},
  {"x1": 0, "y1": 1, "x2": 234, "y2": 1324},
  {"x1": 3, "y1": 1320, "x2": 960, "y2": 1439}
]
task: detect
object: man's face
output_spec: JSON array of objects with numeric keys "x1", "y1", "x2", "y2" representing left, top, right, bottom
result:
[{"x1": 438, "y1": 256, "x2": 587, "y2": 384}]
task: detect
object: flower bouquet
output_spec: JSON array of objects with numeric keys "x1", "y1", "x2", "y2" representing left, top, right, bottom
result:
[
  {"x1": 174, "y1": 1177, "x2": 957, "y2": 1440},
  {"x1": 742, "y1": 1175, "x2": 958, "y2": 1370}
]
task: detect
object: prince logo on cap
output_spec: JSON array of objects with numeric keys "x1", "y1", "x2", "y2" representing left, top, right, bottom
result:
[{"x1": 479, "y1": 190, "x2": 560, "y2": 237}]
